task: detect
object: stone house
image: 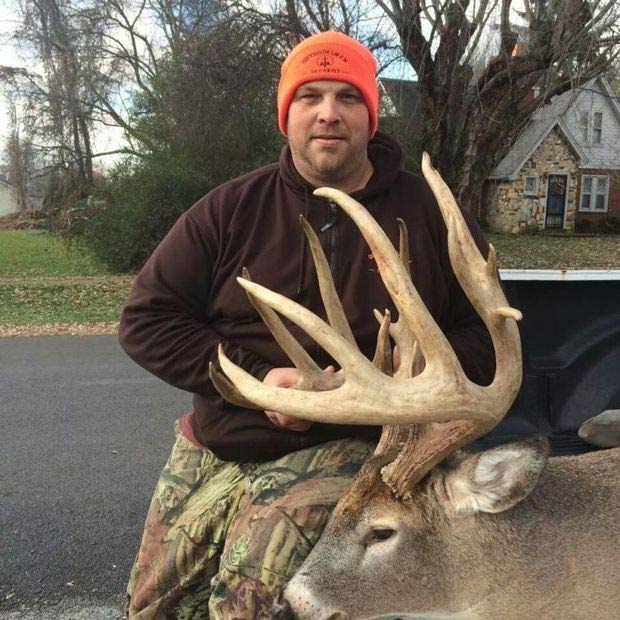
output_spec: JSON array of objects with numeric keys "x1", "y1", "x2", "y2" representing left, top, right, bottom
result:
[
  {"x1": 485, "y1": 77, "x2": 620, "y2": 233},
  {"x1": 0, "y1": 177, "x2": 18, "y2": 217}
]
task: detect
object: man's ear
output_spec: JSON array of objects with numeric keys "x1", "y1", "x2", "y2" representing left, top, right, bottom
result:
[{"x1": 443, "y1": 437, "x2": 549, "y2": 516}]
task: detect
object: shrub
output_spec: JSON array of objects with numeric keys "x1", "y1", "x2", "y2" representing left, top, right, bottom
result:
[{"x1": 64, "y1": 152, "x2": 208, "y2": 273}]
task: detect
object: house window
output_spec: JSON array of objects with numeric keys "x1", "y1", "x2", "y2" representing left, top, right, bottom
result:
[
  {"x1": 579, "y1": 112, "x2": 589, "y2": 142},
  {"x1": 580, "y1": 175, "x2": 609, "y2": 212},
  {"x1": 593, "y1": 112, "x2": 603, "y2": 144},
  {"x1": 524, "y1": 176, "x2": 539, "y2": 196}
]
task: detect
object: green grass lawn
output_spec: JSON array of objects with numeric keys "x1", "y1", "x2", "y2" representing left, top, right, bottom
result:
[
  {"x1": 0, "y1": 230, "x2": 109, "y2": 277},
  {"x1": 0, "y1": 231, "x2": 130, "y2": 328}
]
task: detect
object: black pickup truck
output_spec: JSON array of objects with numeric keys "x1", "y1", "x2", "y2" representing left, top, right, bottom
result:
[{"x1": 482, "y1": 270, "x2": 620, "y2": 454}]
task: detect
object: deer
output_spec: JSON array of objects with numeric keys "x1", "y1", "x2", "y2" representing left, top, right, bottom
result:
[{"x1": 209, "y1": 154, "x2": 620, "y2": 620}]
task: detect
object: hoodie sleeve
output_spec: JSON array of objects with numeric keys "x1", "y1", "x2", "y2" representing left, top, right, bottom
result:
[{"x1": 118, "y1": 197, "x2": 273, "y2": 397}]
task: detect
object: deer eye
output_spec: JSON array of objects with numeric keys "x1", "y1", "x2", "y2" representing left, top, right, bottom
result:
[{"x1": 364, "y1": 528, "x2": 396, "y2": 546}]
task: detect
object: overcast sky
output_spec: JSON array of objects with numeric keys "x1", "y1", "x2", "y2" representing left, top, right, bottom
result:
[
  {"x1": 1, "y1": 3, "x2": 21, "y2": 152},
  {"x1": 0, "y1": 0, "x2": 129, "y2": 170}
]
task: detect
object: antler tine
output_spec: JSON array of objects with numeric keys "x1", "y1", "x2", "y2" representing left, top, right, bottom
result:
[
  {"x1": 375, "y1": 424, "x2": 415, "y2": 456},
  {"x1": 300, "y1": 216, "x2": 357, "y2": 348},
  {"x1": 371, "y1": 308, "x2": 417, "y2": 458},
  {"x1": 314, "y1": 187, "x2": 461, "y2": 379},
  {"x1": 421, "y1": 153, "x2": 522, "y2": 408},
  {"x1": 231, "y1": 279, "x2": 378, "y2": 378},
  {"x1": 374, "y1": 336, "x2": 426, "y2": 461},
  {"x1": 216, "y1": 278, "x2": 385, "y2": 418},
  {"x1": 208, "y1": 363, "x2": 261, "y2": 410},
  {"x1": 371, "y1": 310, "x2": 393, "y2": 375},
  {"x1": 372, "y1": 218, "x2": 419, "y2": 380},
  {"x1": 397, "y1": 218, "x2": 411, "y2": 279},
  {"x1": 241, "y1": 268, "x2": 343, "y2": 392}
]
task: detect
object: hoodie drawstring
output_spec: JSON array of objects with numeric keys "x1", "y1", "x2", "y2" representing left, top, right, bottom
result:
[
  {"x1": 296, "y1": 192, "x2": 339, "y2": 297},
  {"x1": 296, "y1": 187, "x2": 311, "y2": 297}
]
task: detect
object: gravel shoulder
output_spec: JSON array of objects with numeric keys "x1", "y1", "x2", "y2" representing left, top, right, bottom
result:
[{"x1": 0, "y1": 322, "x2": 119, "y2": 337}]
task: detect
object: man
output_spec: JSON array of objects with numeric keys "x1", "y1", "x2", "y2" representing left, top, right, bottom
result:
[{"x1": 119, "y1": 31, "x2": 494, "y2": 619}]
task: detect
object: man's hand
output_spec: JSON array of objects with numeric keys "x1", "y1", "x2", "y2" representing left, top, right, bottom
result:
[
  {"x1": 262, "y1": 367, "x2": 311, "y2": 431},
  {"x1": 262, "y1": 366, "x2": 335, "y2": 432}
]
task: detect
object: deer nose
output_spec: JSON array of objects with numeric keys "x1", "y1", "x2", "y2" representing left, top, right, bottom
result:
[{"x1": 271, "y1": 591, "x2": 295, "y2": 619}]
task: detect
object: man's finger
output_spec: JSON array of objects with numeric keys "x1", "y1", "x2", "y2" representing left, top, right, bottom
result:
[{"x1": 266, "y1": 410, "x2": 313, "y2": 431}]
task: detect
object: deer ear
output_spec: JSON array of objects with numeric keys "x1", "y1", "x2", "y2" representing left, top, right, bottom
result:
[{"x1": 444, "y1": 437, "x2": 549, "y2": 516}]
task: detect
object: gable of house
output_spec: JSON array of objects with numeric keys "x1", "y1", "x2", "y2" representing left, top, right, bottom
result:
[{"x1": 560, "y1": 78, "x2": 620, "y2": 169}]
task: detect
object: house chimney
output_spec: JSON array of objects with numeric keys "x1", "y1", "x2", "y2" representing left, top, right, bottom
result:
[{"x1": 511, "y1": 42, "x2": 523, "y2": 57}]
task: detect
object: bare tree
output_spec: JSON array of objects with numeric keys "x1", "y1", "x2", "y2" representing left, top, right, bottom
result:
[
  {"x1": 3, "y1": 113, "x2": 37, "y2": 213},
  {"x1": 10, "y1": 0, "x2": 108, "y2": 193},
  {"x1": 228, "y1": 0, "x2": 402, "y2": 71},
  {"x1": 372, "y1": 0, "x2": 620, "y2": 214},
  {"x1": 607, "y1": 55, "x2": 620, "y2": 92},
  {"x1": 71, "y1": 0, "x2": 281, "y2": 156}
]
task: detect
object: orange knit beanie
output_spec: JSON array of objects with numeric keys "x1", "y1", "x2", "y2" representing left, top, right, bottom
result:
[{"x1": 277, "y1": 31, "x2": 379, "y2": 137}]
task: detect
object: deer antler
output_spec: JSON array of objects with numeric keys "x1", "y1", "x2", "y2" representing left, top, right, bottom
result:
[{"x1": 213, "y1": 153, "x2": 522, "y2": 497}]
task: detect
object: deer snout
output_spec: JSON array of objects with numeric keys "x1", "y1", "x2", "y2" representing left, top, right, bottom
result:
[{"x1": 272, "y1": 589, "x2": 349, "y2": 620}]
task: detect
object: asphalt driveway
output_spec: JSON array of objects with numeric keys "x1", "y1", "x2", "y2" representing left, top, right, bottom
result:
[{"x1": 0, "y1": 335, "x2": 192, "y2": 618}]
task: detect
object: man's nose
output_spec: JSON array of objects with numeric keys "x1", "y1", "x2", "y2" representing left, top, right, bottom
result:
[{"x1": 317, "y1": 97, "x2": 341, "y2": 124}]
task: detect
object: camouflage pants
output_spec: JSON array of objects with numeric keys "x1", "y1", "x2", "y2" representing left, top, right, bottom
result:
[{"x1": 126, "y1": 422, "x2": 374, "y2": 619}]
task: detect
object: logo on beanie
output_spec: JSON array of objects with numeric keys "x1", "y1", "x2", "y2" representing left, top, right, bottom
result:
[
  {"x1": 302, "y1": 48, "x2": 349, "y2": 66},
  {"x1": 317, "y1": 54, "x2": 334, "y2": 68}
]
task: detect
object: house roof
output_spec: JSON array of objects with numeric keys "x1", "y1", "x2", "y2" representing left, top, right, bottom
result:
[
  {"x1": 378, "y1": 78, "x2": 419, "y2": 120},
  {"x1": 489, "y1": 77, "x2": 620, "y2": 179},
  {"x1": 490, "y1": 89, "x2": 581, "y2": 179}
]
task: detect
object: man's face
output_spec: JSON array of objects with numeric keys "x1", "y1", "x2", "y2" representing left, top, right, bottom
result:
[{"x1": 286, "y1": 81, "x2": 371, "y2": 189}]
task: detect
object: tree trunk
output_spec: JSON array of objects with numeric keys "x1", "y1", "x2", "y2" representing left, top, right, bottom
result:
[{"x1": 79, "y1": 115, "x2": 94, "y2": 187}]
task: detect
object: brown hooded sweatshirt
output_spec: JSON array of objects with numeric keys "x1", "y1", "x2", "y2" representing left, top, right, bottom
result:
[{"x1": 118, "y1": 133, "x2": 495, "y2": 461}]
